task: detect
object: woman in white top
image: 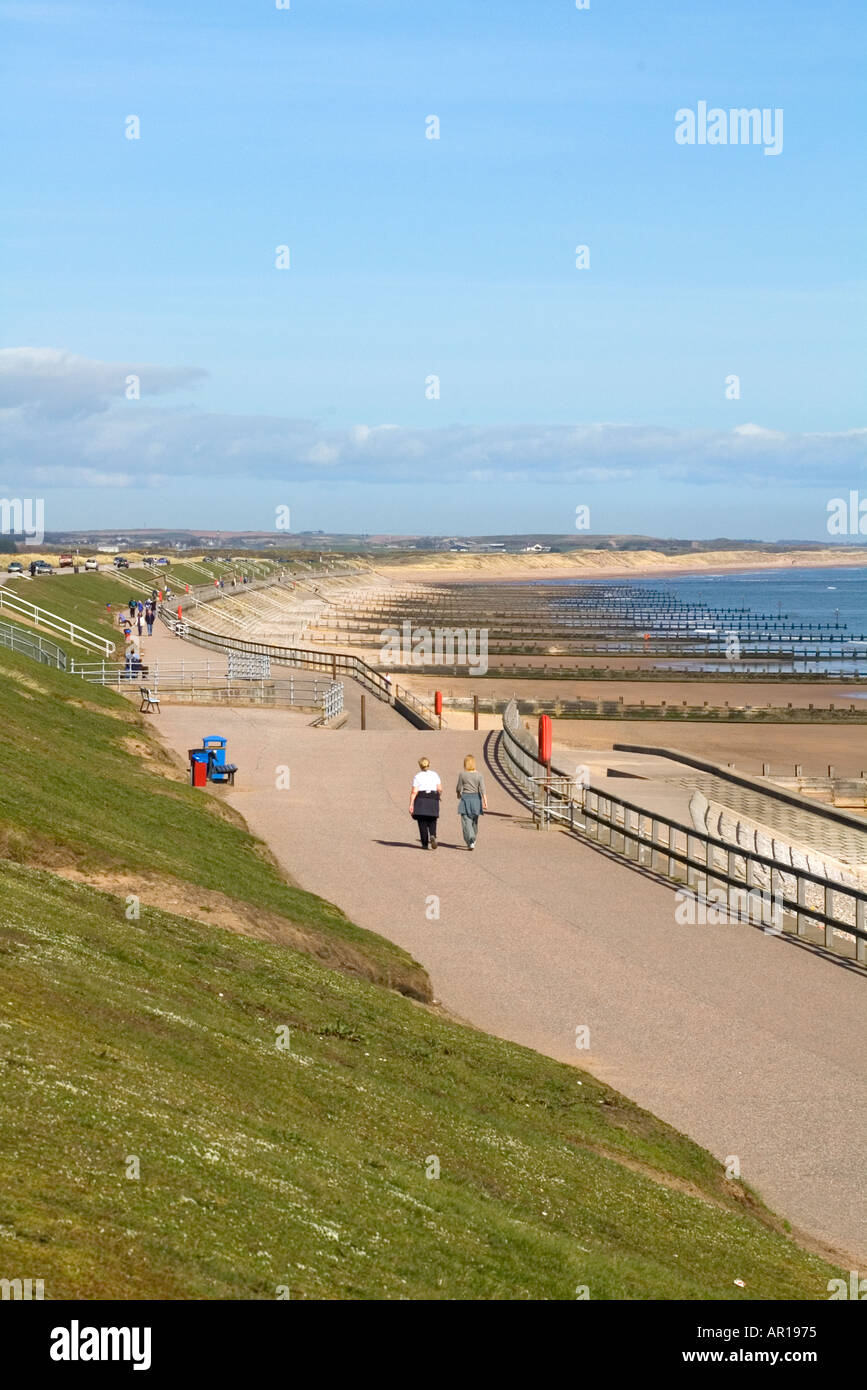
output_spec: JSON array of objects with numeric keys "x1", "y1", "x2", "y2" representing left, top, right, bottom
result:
[{"x1": 409, "y1": 757, "x2": 443, "y2": 850}]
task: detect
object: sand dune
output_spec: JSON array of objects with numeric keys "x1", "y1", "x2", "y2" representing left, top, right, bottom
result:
[{"x1": 374, "y1": 546, "x2": 867, "y2": 582}]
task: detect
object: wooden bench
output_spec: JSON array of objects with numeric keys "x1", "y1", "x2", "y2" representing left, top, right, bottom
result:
[{"x1": 140, "y1": 686, "x2": 160, "y2": 714}]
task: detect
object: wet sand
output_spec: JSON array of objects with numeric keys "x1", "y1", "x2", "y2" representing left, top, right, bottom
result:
[
  {"x1": 439, "y1": 708, "x2": 866, "y2": 780},
  {"x1": 398, "y1": 673, "x2": 867, "y2": 710}
]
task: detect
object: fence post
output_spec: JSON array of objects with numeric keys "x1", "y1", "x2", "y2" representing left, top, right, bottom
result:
[
  {"x1": 824, "y1": 886, "x2": 835, "y2": 950},
  {"x1": 796, "y1": 877, "x2": 807, "y2": 937}
]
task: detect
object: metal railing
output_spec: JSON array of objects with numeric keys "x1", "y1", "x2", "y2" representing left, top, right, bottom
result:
[
  {"x1": 158, "y1": 605, "x2": 443, "y2": 728},
  {"x1": 68, "y1": 656, "x2": 343, "y2": 717},
  {"x1": 113, "y1": 570, "x2": 156, "y2": 595},
  {"x1": 499, "y1": 700, "x2": 866, "y2": 964},
  {"x1": 154, "y1": 679, "x2": 344, "y2": 714},
  {"x1": 0, "y1": 585, "x2": 114, "y2": 656},
  {"x1": 70, "y1": 658, "x2": 231, "y2": 687},
  {"x1": 167, "y1": 570, "x2": 288, "y2": 612},
  {"x1": 0, "y1": 618, "x2": 67, "y2": 669}
]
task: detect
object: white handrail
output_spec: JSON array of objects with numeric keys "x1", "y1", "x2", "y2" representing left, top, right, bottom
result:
[{"x1": 0, "y1": 586, "x2": 114, "y2": 655}]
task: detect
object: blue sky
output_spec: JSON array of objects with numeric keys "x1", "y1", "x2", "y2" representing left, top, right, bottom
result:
[{"x1": 1, "y1": 0, "x2": 864, "y2": 537}]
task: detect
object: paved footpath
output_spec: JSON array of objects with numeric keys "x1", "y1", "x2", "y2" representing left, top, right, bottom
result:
[{"x1": 150, "y1": 684, "x2": 867, "y2": 1263}]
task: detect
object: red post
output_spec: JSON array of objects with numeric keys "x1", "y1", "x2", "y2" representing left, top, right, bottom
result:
[
  {"x1": 434, "y1": 689, "x2": 443, "y2": 729},
  {"x1": 177, "y1": 605, "x2": 183, "y2": 621},
  {"x1": 538, "y1": 713, "x2": 552, "y2": 764}
]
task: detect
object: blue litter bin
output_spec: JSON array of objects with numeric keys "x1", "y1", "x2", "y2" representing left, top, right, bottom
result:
[{"x1": 202, "y1": 735, "x2": 229, "y2": 782}]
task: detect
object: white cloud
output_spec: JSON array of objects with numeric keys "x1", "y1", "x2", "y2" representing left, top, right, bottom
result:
[
  {"x1": 733, "y1": 422, "x2": 786, "y2": 440},
  {"x1": 0, "y1": 347, "x2": 864, "y2": 490},
  {"x1": 0, "y1": 347, "x2": 207, "y2": 420}
]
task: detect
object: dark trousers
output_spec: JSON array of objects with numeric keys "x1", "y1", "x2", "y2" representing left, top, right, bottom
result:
[{"x1": 415, "y1": 816, "x2": 438, "y2": 847}]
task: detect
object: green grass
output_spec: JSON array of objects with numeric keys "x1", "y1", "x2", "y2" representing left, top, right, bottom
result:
[
  {"x1": 121, "y1": 558, "x2": 277, "y2": 590},
  {"x1": 0, "y1": 862, "x2": 840, "y2": 1300},
  {"x1": 127, "y1": 562, "x2": 214, "y2": 589},
  {"x1": 10, "y1": 572, "x2": 152, "y2": 648},
  {"x1": 0, "y1": 645, "x2": 844, "y2": 1298},
  {"x1": 0, "y1": 647, "x2": 422, "y2": 994}
]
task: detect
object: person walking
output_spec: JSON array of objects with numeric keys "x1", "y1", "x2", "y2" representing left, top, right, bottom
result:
[
  {"x1": 409, "y1": 757, "x2": 442, "y2": 850},
  {"x1": 136, "y1": 610, "x2": 144, "y2": 637},
  {"x1": 456, "y1": 754, "x2": 487, "y2": 850},
  {"x1": 145, "y1": 604, "x2": 154, "y2": 637}
]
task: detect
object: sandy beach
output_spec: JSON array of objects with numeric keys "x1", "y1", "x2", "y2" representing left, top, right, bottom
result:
[{"x1": 437, "y1": 708, "x2": 866, "y2": 781}]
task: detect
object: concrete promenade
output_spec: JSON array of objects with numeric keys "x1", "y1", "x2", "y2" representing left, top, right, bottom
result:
[{"x1": 146, "y1": 652, "x2": 867, "y2": 1264}]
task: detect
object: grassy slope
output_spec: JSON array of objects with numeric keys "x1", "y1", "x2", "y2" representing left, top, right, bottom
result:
[
  {"x1": 125, "y1": 559, "x2": 278, "y2": 589},
  {"x1": 8, "y1": 572, "x2": 141, "y2": 647},
  {"x1": 6, "y1": 566, "x2": 273, "y2": 657},
  {"x1": 0, "y1": 647, "x2": 843, "y2": 1298},
  {"x1": 0, "y1": 863, "x2": 839, "y2": 1300},
  {"x1": 0, "y1": 648, "x2": 423, "y2": 996},
  {"x1": 127, "y1": 562, "x2": 221, "y2": 589}
]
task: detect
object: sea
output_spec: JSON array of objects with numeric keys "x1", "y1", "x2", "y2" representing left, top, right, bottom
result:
[
  {"x1": 626, "y1": 565, "x2": 867, "y2": 631},
  {"x1": 568, "y1": 564, "x2": 867, "y2": 678}
]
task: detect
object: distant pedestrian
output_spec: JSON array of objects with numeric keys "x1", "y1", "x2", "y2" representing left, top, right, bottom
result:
[
  {"x1": 137, "y1": 600, "x2": 144, "y2": 614},
  {"x1": 145, "y1": 606, "x2": 154, "y2": 637},
  {"x1": 456, "y1": 755, "x2": 488, "y2": 850},
  {"x1": 136, "y1": 612, "x2": 143, "y2": 636},
  {"x1": 128, "y1": 599, "x2": 136, "y2": 617},
  {"x1": 409, "y1": 757, "x2": 442, "y2": 850}
]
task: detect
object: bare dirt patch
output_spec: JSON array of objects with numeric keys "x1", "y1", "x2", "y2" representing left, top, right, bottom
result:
[{"x1": 46, "y1": 864, "x2": 431, "y2": 1002}]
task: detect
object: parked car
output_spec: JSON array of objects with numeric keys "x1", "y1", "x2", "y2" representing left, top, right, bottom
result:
[
  {"x1": 59, "y1": 553, "x2": 74, "y2": 568},
  {"x1": 30, "y1": 560, "x2": 53, "y2": 575},
  {"x1": 142, "y1": 556, "x2": 155, "y2": 566},
  {"x1": 156, "y1": 557, "x2": 170, "y2": 566},
  {"x1": 7, "y1": 560, "x2": 23, "y2": 573},
  {"x1": 84, "y1": 558, "x2": 99, "y2": 571},
  {"x1": 113, "y1": 556, "x2": 130, "y2": 568}
]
